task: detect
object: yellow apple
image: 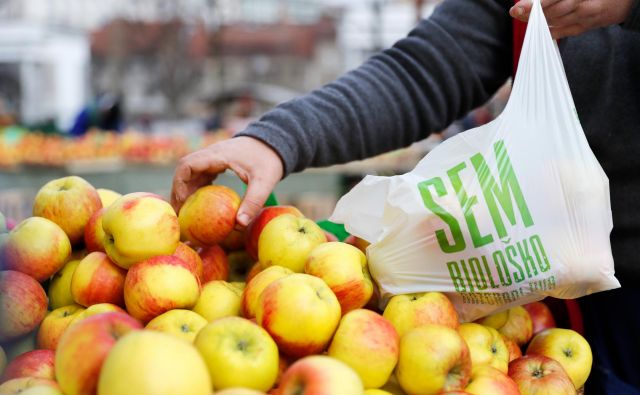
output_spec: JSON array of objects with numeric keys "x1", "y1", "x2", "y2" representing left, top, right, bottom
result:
[
  {"x1": 36, "y1": 305, "x2": 85, "y2": 350},
  {"x1": 328, "y1": 309, "x2": 399, "y2": 389},
  {"x1": 192, "y1": 281, "x2": 243, "y2": 322},
  {"x1": 458, "y1": 323, "x2": 509, "y2": 374},
  {"x1": 526, "y1": 328, "x2": 592, "y2": 389},
  {"x1": 464, "y1": 365, "x2": 519, "y2": 395},
  {"x1": 55, "y1": 312, "x2": 142, "y2": 395},
  {"x1": 256, "y1": 273, "x2": 341, "y2": 358},
  {"x1": 304, "y1": 242, "x2": 373, "y2": 313},
  {"x1": 0, "y1": 271, "x2": 48, "y2": 342},
  {"x1": 364, "y1": 390, "x2": 394, "y2": 395},
  {"x1": 145, "y1": 309, "x2": 207, "y2": 343},
  {"x1": 124, "y1": 255, "x2": 201, "y2": 323},
  {"x1": 102, "y1": 193, "x2": 180, "y2": 269},
  {"x1": 382, "y1": 292, "x2": 459, "y2": 338},
  {"x1": 194, "y1": 317, "x2": 278, "y2": 391},
  {"x1": 68, "y1": 303, "x2": 126, "y2": 327},
  {"x1": 32, "y1": 176, "x2": 102, "y2": 245},
  {"x1": 396, "y1": 324, "x2": 471, "y2": 395},
  {"x1": 477, "y1": 306, "x2": 533, "y2": 346},
  {"x1": 48, "y1": 259, "x2": 81, "y2": 310},
  {"x1": 0, "y1": 378, "x2": 61, "y2": 395},
  {"x1": 278, "y1": 355, "x2": 364, "y2": 395},
  {"x1": 96, "y1": 189, "x2": 121, "y2": 208},
  {"x1": 215, "y1": 389, "x2": 266, "y2": 395},
  {"x1": 258, "y1": 214, "x2": 326, "y2": 273},
  {"x1": 71, "y1": 252, "x2": 126, "y2": 307},
  {"x1": 241, "y1": 265, "x2": 293, "y2": 319},
  {"x1": 1, "y1": 217, "x2": 71, "y2": 282},
  {"x1": 178, "y1": 185, "x2": 241, "y2": 247},
  {"x1": 97, "y1": 330, "x2": 211, "y2": 395}
]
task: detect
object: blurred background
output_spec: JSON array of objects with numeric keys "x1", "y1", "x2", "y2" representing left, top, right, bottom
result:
[{"x1": 0, "y1": 0, "x2": 508, "y2": 221}]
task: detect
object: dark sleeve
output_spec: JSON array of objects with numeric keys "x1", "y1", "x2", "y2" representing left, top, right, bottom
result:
[
  {"x1": 623, "y1": 0, "x2": 640, "y2": 31},
  {"x1": 236, "y1": 0, "x2": 513, "y2": 176}
]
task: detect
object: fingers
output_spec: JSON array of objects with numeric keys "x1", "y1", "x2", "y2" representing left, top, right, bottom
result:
[
  {"x1": 510, "y1": 0, "x2": 577, "y2": 22},
  {"x1": 236, "y1": 175, "x2": 280, "y2": 227},
  {"x1": 171, "y1": 148, "x2": 227, "y2": 211}
]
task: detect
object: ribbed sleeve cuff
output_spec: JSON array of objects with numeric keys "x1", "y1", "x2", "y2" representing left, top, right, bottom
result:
[{"x1": 622, "y1": 0, "x2": 640, "y2": 31}]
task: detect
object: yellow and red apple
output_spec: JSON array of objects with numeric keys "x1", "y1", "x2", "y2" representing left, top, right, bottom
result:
[
  {"x1": 173, "y1": 242, "x2": 204, "y2": 281},
  {"x1": 36, "y1": 305, "x2": 85, "y2": 350},
  {"x1": 198, "y1": 244, "x2": 229, "y2": 283},
  {"x1": 0, "y1": 270, "x2": 48, "y2": 342},
  {"x1": 70, "y1": 252, "x2": 126, "y2": 307},
  {"x1": 383, "y1": 292, "x2": 459, "y2": 337},
  {"x1": 508, "y1": 355, "x2": 576, "y2": 395},
  {"x1": 145, "y1": 309, "x2": 207, "y2": 343},
  {"x1": 477, "y1": 306, "x2": 533, "y2": 347},
  {"x1": 96, "y1": 188, "x2": 121, "y2": 208},
  {"x1": 241, "y1": 265, "x2": 293, "y2": 319},
  {"x1": 192, "y1": 281, "x2": 243, "y2": 322},
  {"x1": 278, "y1": 355, "x2": 364, "y2": 395},
  {"x1": 83, "y1": 208, "x2": 106, "y2": 253},
  {"x1": 464, "y1": 365, "x2": 519, "y2": 395},
  {"x1": 523, "y1": 302, "x2": 556, "y2": 337},
  {"x1": 458, "y1": 323, "x2": 509, "y2": 374},
  {"x1": 245, "y1": 206, "x2": 303, "y2": 260}
]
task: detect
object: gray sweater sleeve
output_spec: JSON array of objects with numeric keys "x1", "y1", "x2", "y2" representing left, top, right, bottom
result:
[{"x1": 236, "y1": 0, "x2": 513, "y2": 176}]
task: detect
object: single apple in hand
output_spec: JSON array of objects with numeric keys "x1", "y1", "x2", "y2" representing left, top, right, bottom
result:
[
  {"x1": 458, "y1": 323, "x2": 509, "y2": 373},
  {"x1": 145, "y1": 309, "x2": 207, "y2": 343},
  {"x1": 477, "y1": 306, "x2": 533, "y2": 347},
  {"x1": 47, "y1": 259, "x2": 81, "y2": 310},
  {"x1": 383, "y1": 292, "x2": 459, "y2": 337},
  {"x1": 327, "y1": 309, "x2": 399, "y2": 389},
  {"x1": 245, "y1": 206, "x2": 303, "y2": 260},
  {"x1": 523, "y1": 302, "x2": 556, "y2": 336},
  {"x1": 0, "y1": 270, "x2": 48, "y2": 342},
  {"x1": 71, "y1": 252, "x2": 126, "y2": 307},
  {"x1": 396, "y1": 324, "x2": 471, "y2": 395},
  {"x1": 192, "y1": 281, "x2": 244, "y2": 322},
  {"x1": 464, "y1": 365, "x2": 519, "y2": 395},
  {"x1": 178, "y1": 185, "x2": 240, "y2": 247},
  {"x1": 241, "y1": 265, "x2": 293, "y2": 319},
  {"x1": 508, "y1": 355, "x2": 576, "y2": 395},
  {"x1": 194, "y1": 317, "x2": 279, "y2": 391},
  {"x1": 1, "y1": 217, "x2": 71, "y2": 282},
  {"x1": 277, "y1": 355, "x2": 364, "y2": 395},
  {"x1": 32, "y1": 176, "x2": 102, "y2": 245},
  {"x1": 36, "y1": 305, "x2": 85, "y2": 350},
  {"x1": 83, "y1": 208, "x2": 106, "y2": 253},
  {"x1": 305, "y1": 242, "x2": 373, "y2": 314},
  {"x1": 55, "y1": 312, "x2": 142, "y2": 395},
  {"x1": 198, "y1": 244, "x2": 229, "y2": 283},
  {"x1": 258, "y1": 214, "x2": 326, "y2": 273},
  {"x1": 102, "y1": 193, "x2": 180, "y2": 269},
  {"x1": 526, "y1": 328, "x2": 591, "y2": 389},
  {"x1": 256, "y1": 273, "x2": 341, "y2": 358},
  {"x1": 97, "y1": 330, "x2": 211, "y2": 395},
  {"x1": 124, "y1": 255, "x2": 200, "y2": 323}
]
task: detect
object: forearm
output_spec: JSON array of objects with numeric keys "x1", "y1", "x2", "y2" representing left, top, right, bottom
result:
[{"x1": 238, "y1": 0, "x2": 513, "y2": 176}]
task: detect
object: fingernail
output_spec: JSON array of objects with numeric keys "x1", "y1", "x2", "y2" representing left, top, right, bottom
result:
[
  {"x1": 516, "y1": 6, "x2": 524, "y2": 16},
  {"x1": 238, "y1": 213, "x2": 250, "y2": 226}
]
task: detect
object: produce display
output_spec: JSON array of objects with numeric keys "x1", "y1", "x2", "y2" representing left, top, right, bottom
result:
[{"x1": 0, "y1": 176, "x2": 593, "y2": 395}]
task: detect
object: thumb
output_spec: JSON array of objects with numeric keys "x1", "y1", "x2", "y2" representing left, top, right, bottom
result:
[{"x1": 236, "y1": 179, "x2": 277, "y2": 227}]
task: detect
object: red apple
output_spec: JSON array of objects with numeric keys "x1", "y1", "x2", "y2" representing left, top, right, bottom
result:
[
  {"x1": 277, "y1": 355, "x2": 364, "y2": 394},
  {"x1": 70, "y1": 252, "x2": 126, "y2": 307},
  {"x1": 55, "y1": 312, "x2": 142, "y2": 395},
  {"x1": 1, "y1": 349, "x2": 55, "y2": 383},
  {"x1": 178, "y1": 185, "x2": 240, "y2": 247},
  {"x1": 523, "y1": 302, "x2": 556, "y2": 336},
  {"x1": 244, "y1": 206, "x2": 303, "y2": 260},
  {"x1": 32, "y1": 176, "x2": 102, "y2": 245},
  {"x1": 173, "y1": 242, "x2": 204, "y2": 281},
  {"x1": 1, "y1": 217, "x2": 71, "y2": 282},
  {"x1": 36, "y1": 305, "x2": 85, "y2": 350},
  {"x1": 508, "y1": 355, "x2": 576, "y2": 395},
  {"x1": 84, "y1": 208, "x2": 106, "y2": 253},
  {"x1": 199, "y1": 244, "x2": 229, "y2": 283},
  {"x1": 124, "y1": 255, "x2": 201, "y2": 323},
  {"x1": 0, "y1": 270, "x2": 48, "y2": 342}
]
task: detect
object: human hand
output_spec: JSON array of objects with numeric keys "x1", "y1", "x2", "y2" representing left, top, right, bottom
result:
[
  {"x1": 510, "y1": 0, "x2": 636, "y2": 39},
  {"x1": 171, "y1": 136, "x2": 284, "y2": 227}
]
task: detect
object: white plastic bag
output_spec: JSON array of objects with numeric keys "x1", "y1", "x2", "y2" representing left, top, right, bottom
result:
[{"x1": 330, "y1": 0, "x2": 620, "y2": 321}]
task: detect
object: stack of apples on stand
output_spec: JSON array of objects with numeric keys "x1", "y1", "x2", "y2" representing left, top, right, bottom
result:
[{"x1": 0, "y1": 175, "x2": 593, "y2": 395}]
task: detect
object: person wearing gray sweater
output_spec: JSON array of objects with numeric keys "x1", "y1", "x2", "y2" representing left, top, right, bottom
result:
[{"x1": 173, "y1": 0, "x2": 640, "y2": 393}]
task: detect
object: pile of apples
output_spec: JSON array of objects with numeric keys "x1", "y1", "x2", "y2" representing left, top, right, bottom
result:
[{"x1": 0, "y1": 176, "x2": 592, "y2": 395}]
